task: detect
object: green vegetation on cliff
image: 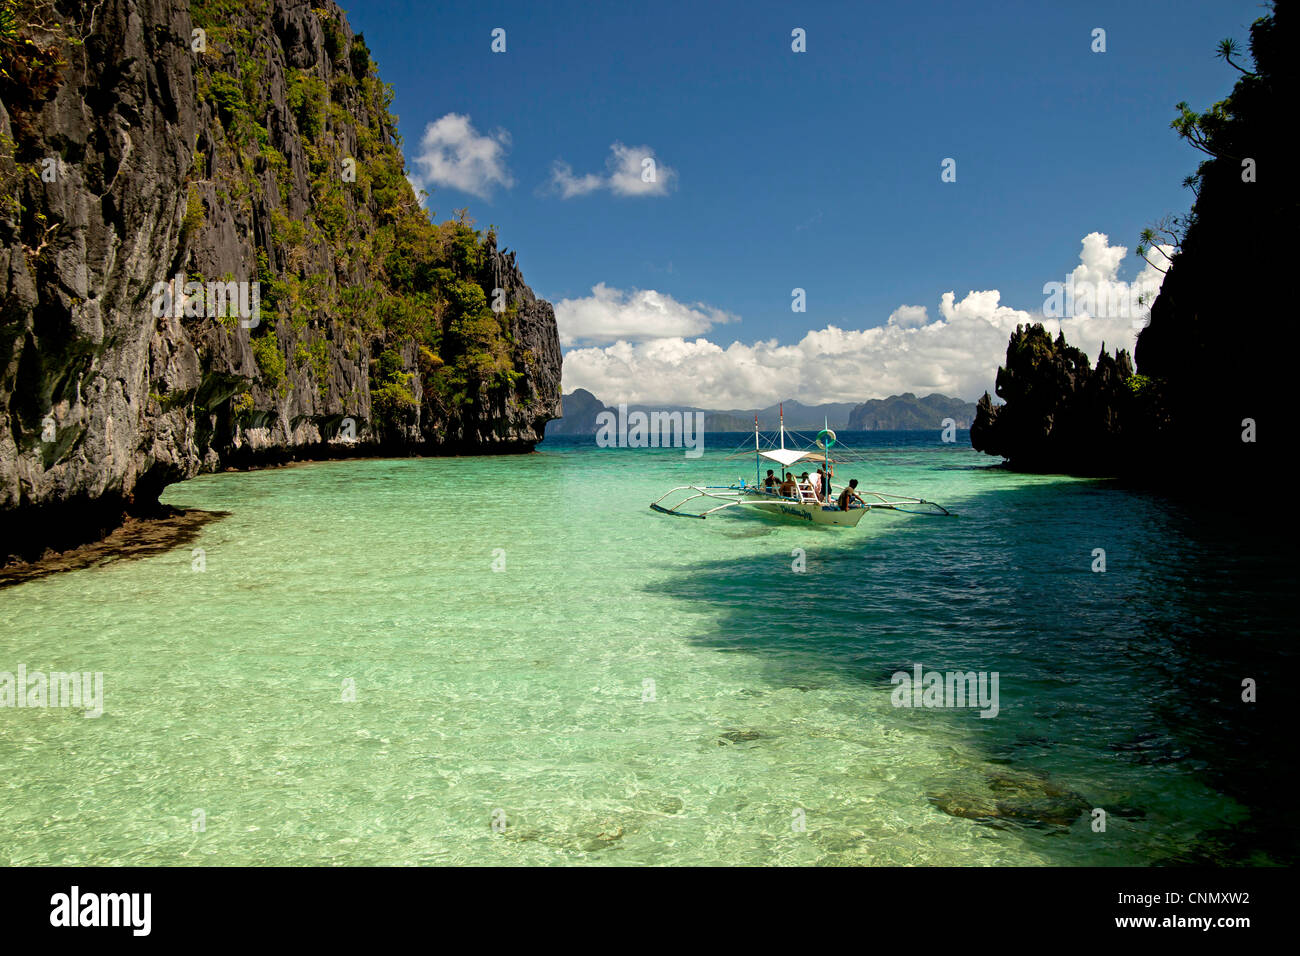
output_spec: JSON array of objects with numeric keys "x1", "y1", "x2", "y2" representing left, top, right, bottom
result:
[
  {"x1": 971, "y1": 325, "x2": 1136, "y2": 473},
  {"x1": 0, "y1": 0, "x2": 561, "y2": 562},
  {"x1": 973, "y1": 2, "x2": 1292, "y2": 479},
  {"x1": 1132, "y1": 3, "x2": 1291, "y2": 472},
  {"x1": 188, "y1": 0, "x2": 521, "y2": 434}
]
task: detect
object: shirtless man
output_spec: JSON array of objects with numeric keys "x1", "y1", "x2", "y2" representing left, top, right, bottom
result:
[
  {"x1": 837, "y1": 478, "x2": 864, "y2": 510},
  {"x1": 779, "y1": 472, "x2": 797, "y2": 498}
]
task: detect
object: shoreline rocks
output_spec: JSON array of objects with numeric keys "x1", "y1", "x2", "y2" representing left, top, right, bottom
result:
[{"x1": 0, "y1": 506, "x2": 228, "y2": 588}]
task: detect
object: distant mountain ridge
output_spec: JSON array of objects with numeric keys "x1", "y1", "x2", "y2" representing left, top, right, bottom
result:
[
  {"x1": 546, "y1": 390, "x2": 976, "y2": 436},
  {"x1": 847, "y1": 393, "x2": 977, "y2": 430}
]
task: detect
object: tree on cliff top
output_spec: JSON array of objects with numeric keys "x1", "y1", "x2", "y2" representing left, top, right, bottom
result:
[
  {"x1": 975, "y1": 3, "x2": 1293, "y2": 482},
  {"x1": 1135, "y1": 1, "x2": 1292, "y2": 475}
]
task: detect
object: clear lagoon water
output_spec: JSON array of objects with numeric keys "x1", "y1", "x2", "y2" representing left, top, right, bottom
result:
[{"x1": 1, "y1": 431, "x2": 1293, "y2": 865}]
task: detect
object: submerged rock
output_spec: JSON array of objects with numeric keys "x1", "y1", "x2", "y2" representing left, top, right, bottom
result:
[
  {"x1": 929, "y1": 766, "x2": 1090, "y2": 829},
  {"x1": 628, "y1": 791, "x2": 686, "y2": 816},
  {"x1": 717, "y1": 729, "x2": 769, "y2": 745},
  {"x1": 655, "y1": 796, "x2": 685, "y2": 815},
  {"x1": 503, "y1": 812, "x2": 647, "y2": 854}
]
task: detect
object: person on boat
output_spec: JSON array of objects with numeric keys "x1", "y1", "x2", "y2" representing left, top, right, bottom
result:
[
  {"x1": 779, "y1": 472, "x2": 797, "y2": 498},
  {"x1": 838, "y1": 478, "x2": 864, "y2": 510},
  {"x1": 816, "y1": 466, "x2": 831, "y2": 501},
  {"x1": 762, "y1": 470, "x2": 778, "y2": 493},
  {"x1": 798, "y1": 471, "x2": 813, "y2": 495},
  {"x1": 808, "y1": 468, "x2": 823, "y2": 499}
]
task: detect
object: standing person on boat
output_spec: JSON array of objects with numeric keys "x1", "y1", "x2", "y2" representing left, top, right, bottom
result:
[
  {"x1": 816, "y1": 465, "x2": 831, "y2": 502},
  {"x1": 838, "y1": 479, "x2": 865, "y2": 510},
  {"x1": 808, "y1": 468, "x2": 822, "y2": 499}
]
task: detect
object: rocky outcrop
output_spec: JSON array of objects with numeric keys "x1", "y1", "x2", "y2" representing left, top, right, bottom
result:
[
  {"x1": 970, "y1": 324, "x2": 1137, "y2": 473},
  {"x1": 972, "y1": 4, "x2": 1293, "y2": 482},
  {"x1": 0, "y1": 0, "x2": 561, "y2": 561},
  {"x1": 1132, "y1": 4, "x2": 1291, "y2": 477}
]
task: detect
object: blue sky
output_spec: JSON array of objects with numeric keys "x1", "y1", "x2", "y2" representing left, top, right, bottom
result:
[{"x1": 344, "y1": 0, "x2": 1263, "y2": 404}]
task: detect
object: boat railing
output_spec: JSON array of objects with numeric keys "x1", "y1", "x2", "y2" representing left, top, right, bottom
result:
[{"x1": 752, "y1": 486, "x2": 803, "y2": 503}]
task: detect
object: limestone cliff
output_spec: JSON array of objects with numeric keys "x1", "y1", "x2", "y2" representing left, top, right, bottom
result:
[
  {"x1": 0, "y1": 0, "x2": 562, "y2": 560},
  {"x1": 1133, "y1": 4, "x2": 1291, "y2": 475},
  {"x1": 970, "y1": 324, "x2": 1138, "y2": 474},
  {"x1": 972, "y1": 4, "x2": 1292, "y2": 481}
]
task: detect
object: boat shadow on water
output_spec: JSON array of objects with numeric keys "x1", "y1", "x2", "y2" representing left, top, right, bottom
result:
[{"x1": 643, "y1": 476, "x2": 1297, "y2": 865}]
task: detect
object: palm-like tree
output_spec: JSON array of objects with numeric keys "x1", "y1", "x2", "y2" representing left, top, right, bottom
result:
[
  {"x1": 1216, "y1": 38, "x2": 1256, "y2": 76},
  {"x1": 1136, "y1": 217, "x2": 1187, "y2": 274},
  {"x1": 1135, "y1": 242, "x2": 1167, "y2": 274}
]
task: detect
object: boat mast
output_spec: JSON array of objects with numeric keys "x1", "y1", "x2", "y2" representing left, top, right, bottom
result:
[
  {"x1": 779, "y1": 403, "x2": 785, "y2": 451},
  {"x1": 823, "y1": 415, "x2": 830, "y2": 502},
  {"x1": 754, "y1": 413, "x2": 760, "y2": 486}
]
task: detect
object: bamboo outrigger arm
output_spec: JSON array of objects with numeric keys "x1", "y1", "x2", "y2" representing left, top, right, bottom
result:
[{"x1": 650, "y1": 485, "x2": 752, "y2": 518}]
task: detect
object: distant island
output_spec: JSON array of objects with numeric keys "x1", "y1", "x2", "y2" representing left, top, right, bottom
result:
[
  {"x1": 546, "y1": 389, "x2": 976, "y2": 436},
  {"x1": 847, "y1": 393, "x2": 978, "y2": 431}
]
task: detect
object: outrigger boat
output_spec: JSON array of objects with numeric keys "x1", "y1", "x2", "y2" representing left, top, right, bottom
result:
[{"x1": 650, "y1": 408, "x2": 951, "y2": 525}]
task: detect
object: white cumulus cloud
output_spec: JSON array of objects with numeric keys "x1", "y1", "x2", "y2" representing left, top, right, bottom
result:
[
  {"x1": 548, "y1": 142, "x2": 676, "y2": 198},
  {"x1": 887, "y1": 305, "x2": 930, "y2": 329},
  {"x1": 408, "y1": 113, "x2": 513, "y2": 200},
  {"x1": 554, "y1": 283, "x2": 737, "y2": 347},
  {"x1": 559, "y1": 233, "x2": 1167, "y2": 407},
  {"x1": 1054, "y1": 231, "x2": 1169, "y2": 340}
]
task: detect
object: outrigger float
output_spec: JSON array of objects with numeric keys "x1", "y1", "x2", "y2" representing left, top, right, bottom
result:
[{"x1": 650, "y1": 409, "x2": 951, "y2": 526}]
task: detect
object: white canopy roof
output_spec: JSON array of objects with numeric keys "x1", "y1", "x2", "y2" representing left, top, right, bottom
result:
[{"x1": 759, "y1": 448, "x2": 826, "y2": 467}]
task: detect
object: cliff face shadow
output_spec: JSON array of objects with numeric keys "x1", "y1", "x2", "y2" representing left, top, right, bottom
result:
[{"x1": 644, "y1": 476, "x2": 1297, "y2": 864}]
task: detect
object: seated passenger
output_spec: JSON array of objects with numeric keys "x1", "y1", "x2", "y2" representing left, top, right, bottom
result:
[
  {"x1": 762, "y1": 469, "x2": 778, "y2": 492},
  {"x1": 837, "y1": 478, "x2": 865, "y2": 510},
  {"x1": 779, "y1": 472, "x2": 797, "y2": 497}
]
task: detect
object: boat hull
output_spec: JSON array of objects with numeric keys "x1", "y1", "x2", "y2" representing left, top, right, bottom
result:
[{"x1": 739, "y1": 492, "x2": 868, "y2": 526}]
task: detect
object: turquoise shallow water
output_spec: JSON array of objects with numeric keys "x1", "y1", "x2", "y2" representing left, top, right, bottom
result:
[{"x1": 0, "y1": 432, "x2": 1293, "y2": 865}]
